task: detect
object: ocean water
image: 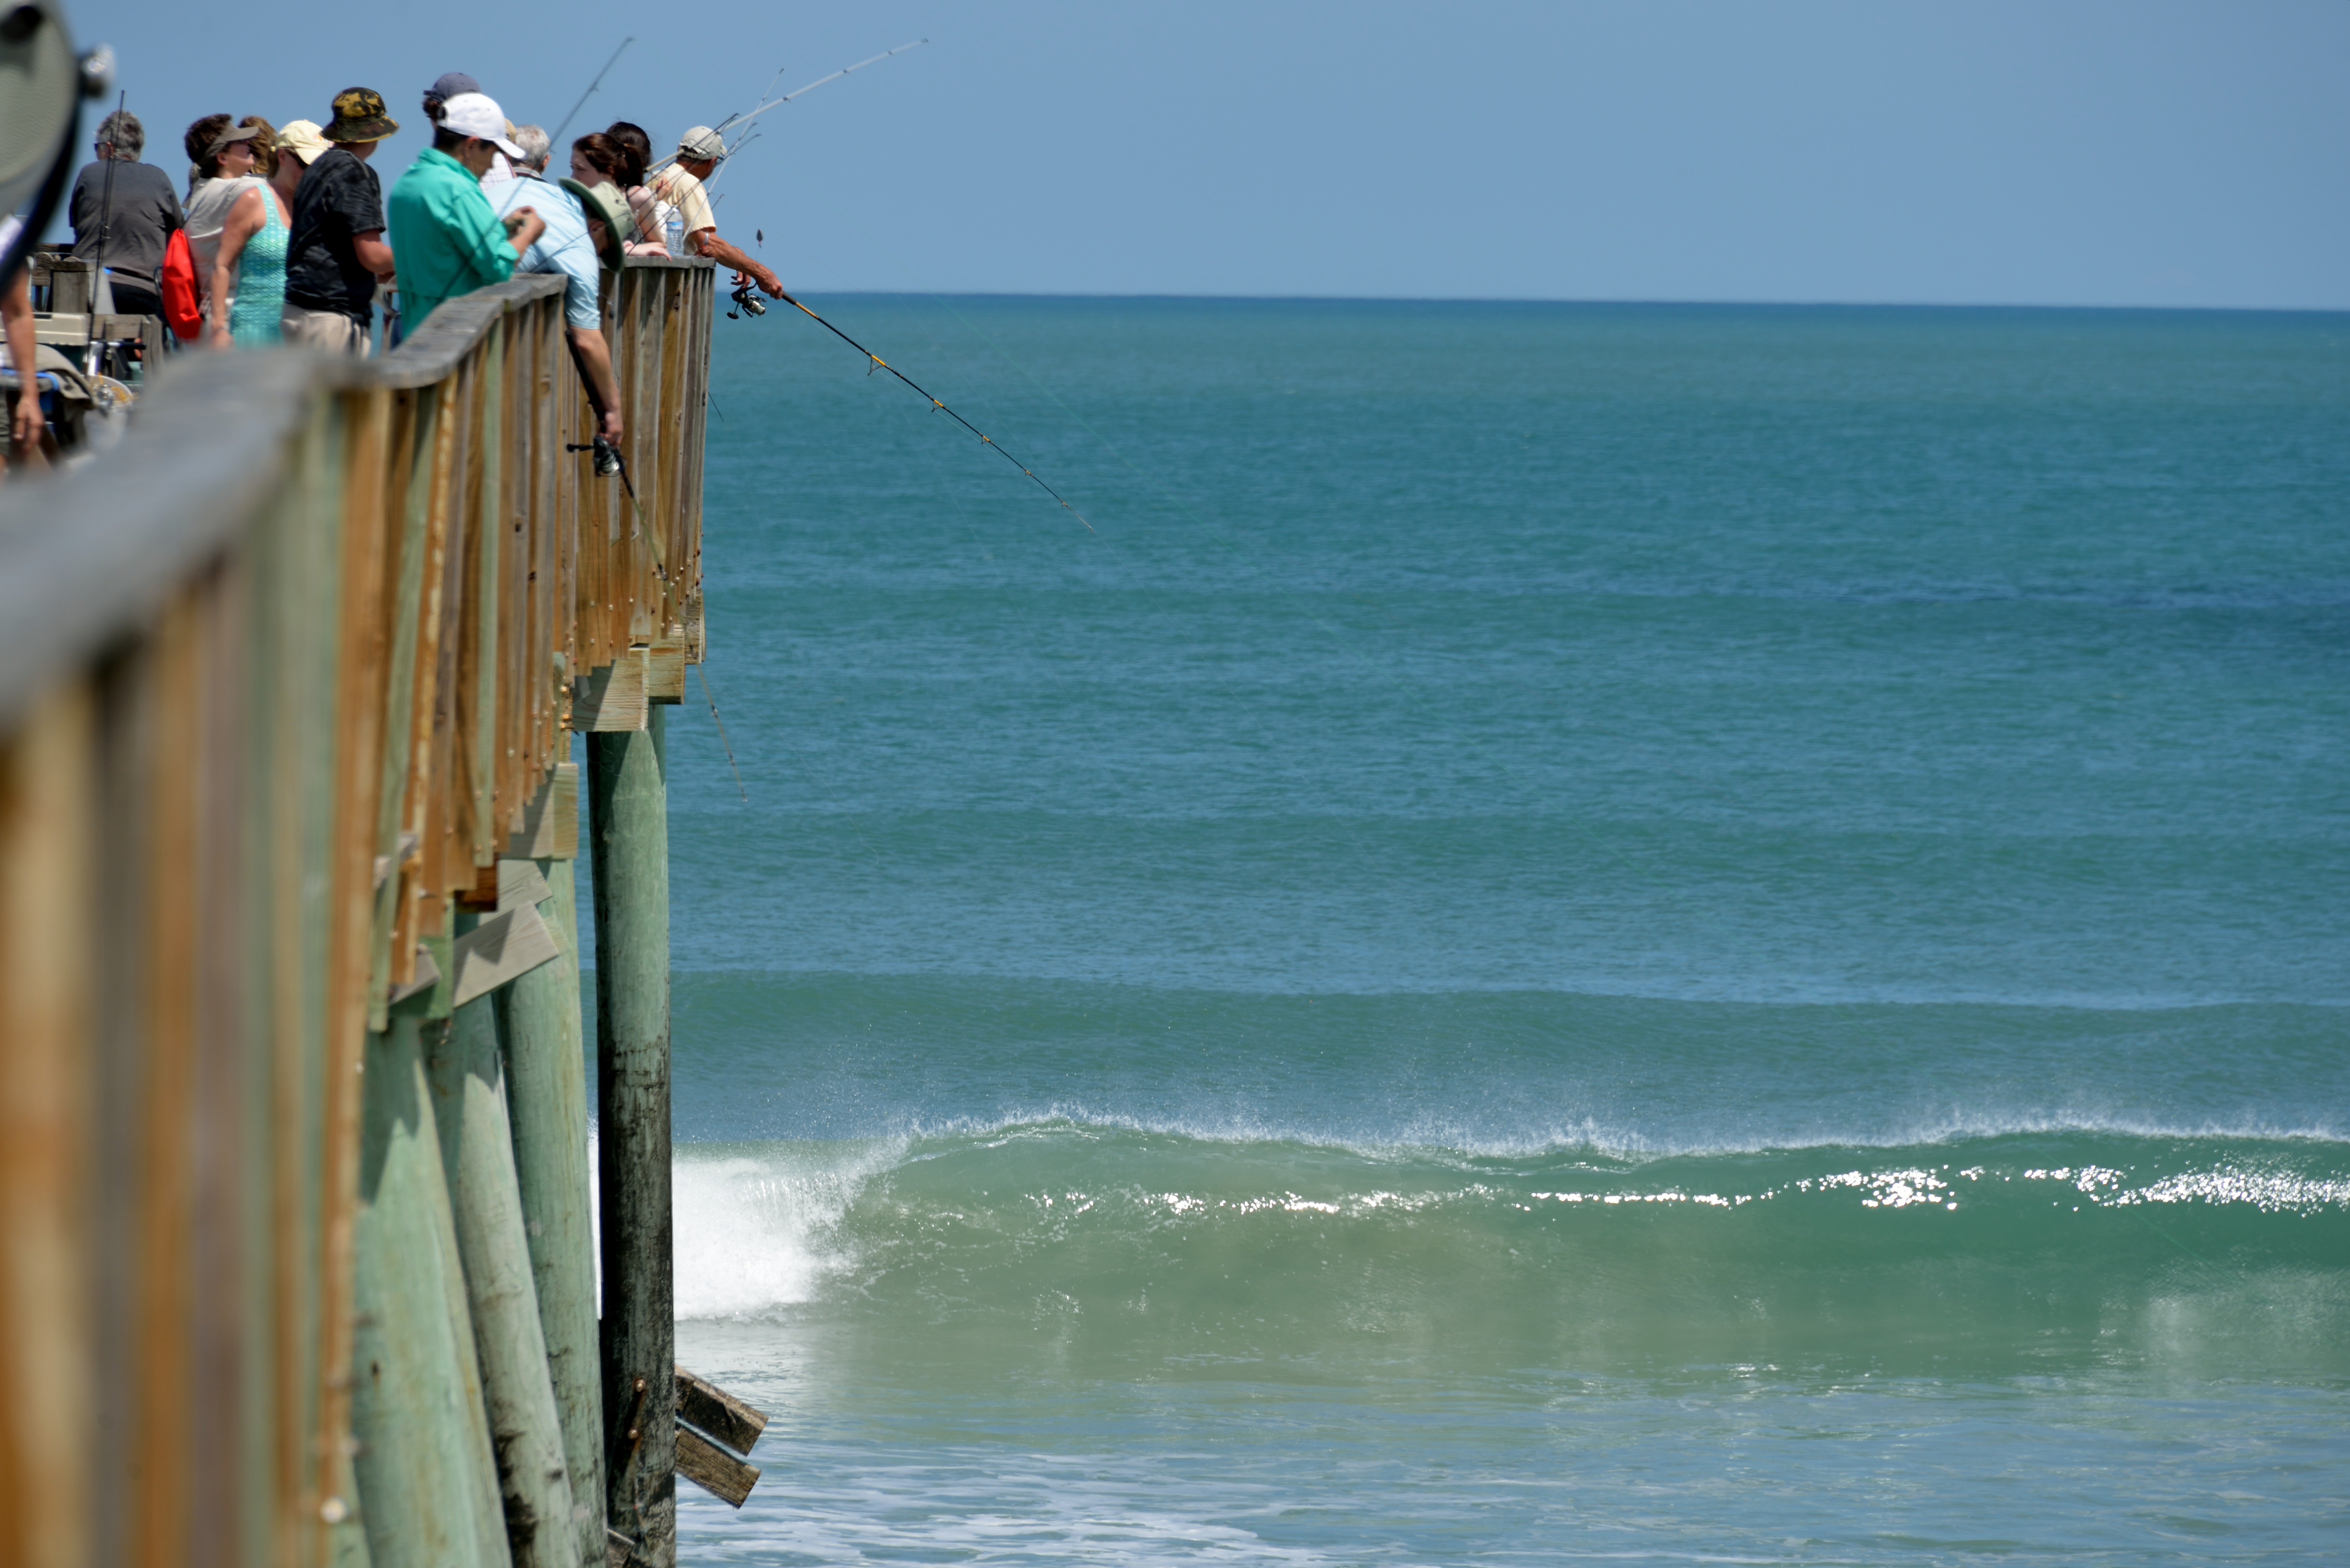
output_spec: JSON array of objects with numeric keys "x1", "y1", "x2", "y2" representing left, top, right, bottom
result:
[{"x1": 600, "y1": 300, "x2": 2350, "y2": 1563}]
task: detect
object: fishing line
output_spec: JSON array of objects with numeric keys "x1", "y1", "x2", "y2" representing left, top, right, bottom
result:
[
  {"x1": 696, "y1": 664, "x2": 750, "y2": 803},
  {"x1": 660, "y1": 39, "x2": 929, "y2": 192},
  {"x1": 566, "y1": 437, "x2": 667, "y2": 574},
  {"x1": 776, "y1": 289, "x2": 1094, "y2": 532}
]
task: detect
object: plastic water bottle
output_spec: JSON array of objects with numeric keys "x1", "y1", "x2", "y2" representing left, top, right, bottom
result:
[{"x1": 664, "y1": 212, "x2": 685, "y2": 257}]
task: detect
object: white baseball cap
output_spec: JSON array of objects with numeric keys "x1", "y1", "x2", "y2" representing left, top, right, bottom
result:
[
  {"x1": 438, "y1": 93, "x2": 525, "y2": 161},
  {"x1": 677, "y1": 126, "x2": 726, "y2": 161}
]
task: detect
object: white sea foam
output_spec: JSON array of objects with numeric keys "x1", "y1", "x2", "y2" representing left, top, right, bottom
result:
[
  {"x1": 836, "y1": 1101, "x2": 2349, "y2": 1166},
  {"x1": 596, "y1": 1133, "x2": 906, "y2": 1319}
]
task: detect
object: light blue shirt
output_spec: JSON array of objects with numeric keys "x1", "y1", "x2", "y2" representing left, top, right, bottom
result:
[{"x1": 488, "y1": 172, "x2": 602, "y2": 332}]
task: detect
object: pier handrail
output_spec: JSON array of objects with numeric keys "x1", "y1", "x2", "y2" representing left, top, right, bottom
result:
[{"x1": 0, "y1": 255, "x2": 714, "y2": 1566}]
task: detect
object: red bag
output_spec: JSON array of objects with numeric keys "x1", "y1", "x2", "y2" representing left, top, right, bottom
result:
[{"x1": 160, "y1": 228, "x2": 200, "y2": 341}]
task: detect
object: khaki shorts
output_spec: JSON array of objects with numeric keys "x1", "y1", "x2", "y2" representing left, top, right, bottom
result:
[{"x1": 279, "y1": 302, "x2": 374, "y2": 357}]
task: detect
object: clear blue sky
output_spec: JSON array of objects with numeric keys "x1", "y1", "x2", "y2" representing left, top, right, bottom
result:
[{"x1": 63, "y1": 0, "x2": 2350, "y2": 308}]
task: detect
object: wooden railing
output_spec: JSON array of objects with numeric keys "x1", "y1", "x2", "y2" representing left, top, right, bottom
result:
[{"x1": 0, "y1": 255, "x2": 713, "y2": 1567}]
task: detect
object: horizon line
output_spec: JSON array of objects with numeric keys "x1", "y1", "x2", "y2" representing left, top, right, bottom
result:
[{"x1": 777, "y1": 290, "x2": 2350, "y2": 317}]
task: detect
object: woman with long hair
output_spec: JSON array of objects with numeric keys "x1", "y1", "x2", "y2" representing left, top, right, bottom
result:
[
  {"x1": 573, "y1": 131, "x2": 668, "y2": 256},
  {"x1": 603, "y1": 120, "x2": 676, "y2": 255}
]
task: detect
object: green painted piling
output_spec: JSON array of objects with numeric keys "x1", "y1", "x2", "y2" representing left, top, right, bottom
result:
[
  {"x1": 433, "y1": 940, "x2": 582, "y2": 1568},
  {"x1": 588, "y1": 711, "x2": 674, "y2": 1565},
  {"x1": 350, "y1": 1003, "x2": 510, "y2": 1568},
  {"x1": 491, "y1": 855, "x2": 606, "y2": 1567}
]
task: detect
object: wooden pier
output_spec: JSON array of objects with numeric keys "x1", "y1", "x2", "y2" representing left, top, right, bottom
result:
[{"x1": 0, "y1": 256, "x2": 726, "y2": 1566}]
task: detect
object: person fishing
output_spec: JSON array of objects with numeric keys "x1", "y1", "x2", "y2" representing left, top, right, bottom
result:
[
  {"x1": 385, "y1": 92, "x2": 545, "y2": 333},
  {"x1": 649, "y1": 126, "x2": 782, "y2": 299}
]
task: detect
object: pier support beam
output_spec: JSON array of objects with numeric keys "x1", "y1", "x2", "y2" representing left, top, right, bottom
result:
[
  {"x1": 350, "y1": 1003, "x2": 510, "y2": 1568},
  {"x1": 496, "y1": 854, "x2": 605, "y2": 1568},
  {"x1": 589, "y1": 711, "x2": 674, "y2": 1564},
  {"x1": 433, "y1": 950, "x2": 581, "y2": 1568}
]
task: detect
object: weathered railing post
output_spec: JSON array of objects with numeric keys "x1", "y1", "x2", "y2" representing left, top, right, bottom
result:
[{"x1": 590, "y1": 709, "x2": 675, "y2": 1563}]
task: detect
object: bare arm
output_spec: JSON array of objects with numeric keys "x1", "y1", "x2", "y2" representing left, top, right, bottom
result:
[
  {"x1": 565, "y1": 325, "x2": 623, "y2": 444},
  {"x1": 208, "y1": 187, "x2": 266, "y2": 348},
  {"x1": 687, "y1": 229, "x2": 780, "y2": 297},
  {"x1": 3, "y1": 267, "x2": 39, "y2": 461},
  {"x1": 352, "y1": 229, "x2": 394, "y2": 280}
]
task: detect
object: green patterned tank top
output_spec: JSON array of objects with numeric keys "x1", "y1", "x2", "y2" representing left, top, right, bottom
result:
[{"x1": 229, "y1": 187, "x2": 289, "y2": 347}]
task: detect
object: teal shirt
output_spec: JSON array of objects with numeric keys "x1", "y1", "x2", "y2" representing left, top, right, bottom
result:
[{"x1": 386, "y1": 147, "x2": 516, "y2": 331}]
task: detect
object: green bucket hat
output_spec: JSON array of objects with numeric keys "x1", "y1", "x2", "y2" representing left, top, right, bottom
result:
[
  {"x1": 562, "y1": 177, "x2": 632, "y2": 272},
  {"x1": 324, "y1": 86, "x2": 399, "y2": 144}
]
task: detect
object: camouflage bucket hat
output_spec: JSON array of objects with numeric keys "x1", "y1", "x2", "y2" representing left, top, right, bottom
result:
[
  {"x1": 561, "y1": 177, "x2": 631, "y2": 272},
  {"x1": 324, "y1": 87, "x2": 399, "y2": 144}
]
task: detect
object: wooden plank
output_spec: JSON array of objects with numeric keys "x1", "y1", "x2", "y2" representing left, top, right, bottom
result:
[
  {"x1": 496, "y1": 857, "x2": 552, "y2": 912},
  {"x1": 571, "y1": 651, "x2": 647, "y2": 733},
  {"x1": 318, "y1": 386, "x2": 393, "y2": 1554},
  {"x1": 674, "y1": 1423, "x2": 759, "y2": 1509},
  {"x1": 504, "y1": 761, "x2": 578, "y2": 860},
  {"x1": 447, "y1": 902, "x2": 560, "y2": 1009},
  {"x1": 0, "y1": 682, "x2": 97, "y2": 1568},
  {"x1": 387, "y1": 944, "x2": 441, "y2": 1006},
  {"x1": 674, "y1": 1366, "x2": 767, "y2": 1457},
  {"x1": 644, "y1": 637, "x2": 685, "y2": 705}
]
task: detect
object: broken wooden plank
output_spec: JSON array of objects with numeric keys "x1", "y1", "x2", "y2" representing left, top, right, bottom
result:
[
  {"x1": 447, "y1": 902, "x2": 560, "y2": 1009},
  {"x1": 674, "y1": 1422, "x2": 760, "y2": 1508},
  {"x1": 674, "y1": 1366, "x2": 767, "y2": 1457},
  {"x1": 503, "y1": 762, "x2": 578, "y2": 860},
  {"x1": 496, "y1": 858, "x2": 552, "y2": 912}
]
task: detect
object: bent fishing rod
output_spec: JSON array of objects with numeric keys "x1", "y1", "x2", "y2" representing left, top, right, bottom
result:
[
  {"x1": 659, "y1": 39, "x2": 929, "y2": 189},
  {"x1": 768, "y1": 290, "x2": 1091, "y2": 532}
]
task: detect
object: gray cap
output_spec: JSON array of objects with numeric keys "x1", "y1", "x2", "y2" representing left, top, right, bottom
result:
[{"x1": 677, "y1": 125, "x2": 725, "y2": 161}]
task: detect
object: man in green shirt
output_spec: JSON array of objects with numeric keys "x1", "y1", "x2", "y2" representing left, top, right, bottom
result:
[{"x1": 387, "y1": 92, "x2": 546, "y2": 331}]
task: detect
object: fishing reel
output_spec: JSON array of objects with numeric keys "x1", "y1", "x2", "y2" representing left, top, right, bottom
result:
[
  {"x1": 565, "y1": 435, "x2": 625, "y2": 478},
  {"x1": 728, "y1": 282, "x2": 767, "y2": 320}
]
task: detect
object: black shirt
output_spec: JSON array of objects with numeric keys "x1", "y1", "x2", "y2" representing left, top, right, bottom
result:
[
  {"x1": 68, "y1": 160, "x2": 182, "y2": 288},
  {"x1": 284, "y1": 147, "x2": 386, "y2": 323}
]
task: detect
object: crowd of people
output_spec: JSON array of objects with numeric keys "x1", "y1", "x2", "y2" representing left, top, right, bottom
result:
[{"x1": 55, "y1": 74, "x2": 788, "y2": 443}]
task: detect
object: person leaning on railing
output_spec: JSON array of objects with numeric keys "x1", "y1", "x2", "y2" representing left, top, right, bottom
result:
[
  {"x1": 598, "y1": 122, "x2": 673, "y2": 259},
  {"x1": 282, "y1": 89, "x2": 400, "y2": 356},
  {"x1": 384, "y1": 93, "x2": 546, "y2": 334},
  {"x1": 488, "y1": 125, "x2": 624, "y2": 444},
  {"x1": 650, "y1": 127, "x2": 783, "y2": 300}
]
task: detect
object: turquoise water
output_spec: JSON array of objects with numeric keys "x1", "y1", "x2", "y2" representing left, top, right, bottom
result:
[{"x1": 611, "y1": 300, "x2": 2348, "y2": 1562}]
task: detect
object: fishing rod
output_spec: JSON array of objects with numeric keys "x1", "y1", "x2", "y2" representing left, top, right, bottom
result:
[
  {"x1": 772, "y1": 290, "x2": 1091, "y2": 532},
  {"x1": 660, "y1": 39, "x2": 928, "y2": 188},
  {"x1": 548, "y1": 36, "x2": 635, "y2": 150}
]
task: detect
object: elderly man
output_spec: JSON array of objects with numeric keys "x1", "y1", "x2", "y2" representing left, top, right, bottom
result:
[
  {"x1": 648, "y1": 126, "x2": 782, "y2": 298},
  {"x1": 68, "y1": 110, "x2": 182, "y2": 318},
  {"x1": 283, "y1": 89, "x2": 400, "y2": 355},
  {"x1": 387, "y1": 92, "x2": 546, "y2": 332},
  {"x1": 487, "y1": 124, "x2": 623, "y2": 443}
]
